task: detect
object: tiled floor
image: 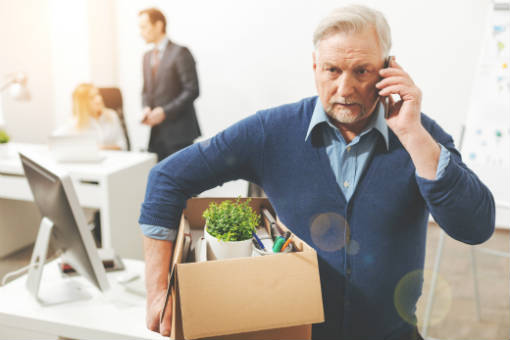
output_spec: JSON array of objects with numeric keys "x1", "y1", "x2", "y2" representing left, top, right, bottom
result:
[{"x1": 416, "y1": 224, "x2": 509, "y2": 339}]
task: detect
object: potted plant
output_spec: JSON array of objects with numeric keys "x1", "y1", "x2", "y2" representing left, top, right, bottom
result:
[
  {"x1": 203, "y1": 198, "x2": 260, "y2": 260},
  {"x1": 0, "y1": 129, "x2": 10, "y2": 158}
]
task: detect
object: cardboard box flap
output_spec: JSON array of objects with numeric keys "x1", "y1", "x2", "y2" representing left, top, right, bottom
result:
[
  {"x1": 176, "y1": 251, "x2": 324, "y2": 339},
  {"x1": 168, "y1": 215, "x2": 190, "y2": 340}
]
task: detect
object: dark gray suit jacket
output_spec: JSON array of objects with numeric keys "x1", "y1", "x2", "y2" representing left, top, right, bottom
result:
[{"x1": 142, "y1": 41, "x2": 201, "y2": 159}]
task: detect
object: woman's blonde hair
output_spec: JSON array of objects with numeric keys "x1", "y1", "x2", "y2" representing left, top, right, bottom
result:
[
  {"x1": 72, "y1": 83, "x2": 112, "y2": 129},
  {"x1": 72, "y1": 83, "x2": 96, "y2": 129}
]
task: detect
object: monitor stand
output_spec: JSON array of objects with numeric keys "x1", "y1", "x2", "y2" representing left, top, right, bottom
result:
[{"x1": 26, "y1": 217, "x2": 92, "y2": 306}]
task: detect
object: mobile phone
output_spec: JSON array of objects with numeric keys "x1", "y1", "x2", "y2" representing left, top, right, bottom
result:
[{"x1": 381, "y1": 56, "x2": 392, "y2": 118}]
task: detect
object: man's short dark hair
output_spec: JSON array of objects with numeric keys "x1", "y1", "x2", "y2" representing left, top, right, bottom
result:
[{"x1": 139, "y1": 7, "x2": 167, "y2": 33}]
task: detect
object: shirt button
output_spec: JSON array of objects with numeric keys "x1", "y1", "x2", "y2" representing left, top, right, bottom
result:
[
  {"x1": 343, "y1": 181, "x2": 350, "y2": 188},
  {"x1": 346, "y1": 146, "x2": 351, "y2": 152},
  {"x1": 346, "y1": 268, "x2": 352, "y2": 275}
]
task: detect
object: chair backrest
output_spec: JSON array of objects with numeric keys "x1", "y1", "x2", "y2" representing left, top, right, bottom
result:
[{"x1": 98, "y1": 87, "x2": 131, "y2": 151}]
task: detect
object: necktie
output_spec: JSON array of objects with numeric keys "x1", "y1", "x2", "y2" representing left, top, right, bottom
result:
[{"x1": 151, "y1": 49, "x2": 160, "y2": 78}]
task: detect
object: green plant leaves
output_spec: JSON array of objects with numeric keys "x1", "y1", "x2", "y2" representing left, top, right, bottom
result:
[
  {"x1": 203, "y1": 198, "x2": 260, "y2": 242},
  {"x1": 0, "y1": 129, "x2": 9, "y2": 144}
]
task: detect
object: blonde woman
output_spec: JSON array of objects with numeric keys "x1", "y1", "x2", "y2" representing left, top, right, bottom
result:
[{"x1": 56, "y1": 83, "x2": 127, "y2": 150}]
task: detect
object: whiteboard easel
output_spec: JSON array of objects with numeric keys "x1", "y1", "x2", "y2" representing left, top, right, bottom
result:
[{"x1": 462, "y1": 0, "x2": 510, "y2": 229}]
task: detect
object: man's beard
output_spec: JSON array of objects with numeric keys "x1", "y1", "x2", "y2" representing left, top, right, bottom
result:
[{"x1": 325, "y1": 97, "x2": 371, "y2": 124}]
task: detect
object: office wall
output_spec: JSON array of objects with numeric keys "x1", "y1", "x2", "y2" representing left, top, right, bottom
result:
[
  {"x1": 49, "y1": 0, "x2": 92, "y2": 125},
  {"x1": 0, "y1": 0, "x2": 118, "y2": 143},
  {"x1": 114, "y1": 0, "x2": 488, "y2": 196},
  {"x1": 87, "y1": 0, "x2": 118, "y2": 88},
  {"x1": 0, "y1": 0, "x2": 54, "y2": 143},
  {"x1": 50, "y1": 0, "x2": 118, "y2": 126}
]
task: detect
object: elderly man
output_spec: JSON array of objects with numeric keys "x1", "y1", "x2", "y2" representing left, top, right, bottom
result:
[{"x1": 139, "y1": 5, "x2": 494, "y2": 339}]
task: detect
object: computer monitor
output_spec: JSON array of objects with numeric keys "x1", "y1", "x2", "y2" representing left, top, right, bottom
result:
[{"x1": 19, "y1": 152, "x2": 110, "y2": 305}]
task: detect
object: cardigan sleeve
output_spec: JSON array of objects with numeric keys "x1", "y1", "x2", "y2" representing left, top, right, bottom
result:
[
  {"x1": 138, "y1": 113, "x2": 265, "y2": 230},
  {"x1": 416, "y1": 115, "x2": 495, "y2": 244}
]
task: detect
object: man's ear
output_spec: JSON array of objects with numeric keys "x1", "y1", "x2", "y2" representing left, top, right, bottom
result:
[
  {"x1": 156, "y1": 20, "x2": 164, "y2": 34},
  {"x1": 312, "y1": 51, "x2": 317, "y2": 71}
]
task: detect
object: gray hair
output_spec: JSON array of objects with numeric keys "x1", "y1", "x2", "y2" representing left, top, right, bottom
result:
[{"x1": 313, "y1": 5, "x2": 392, "y2": 58}]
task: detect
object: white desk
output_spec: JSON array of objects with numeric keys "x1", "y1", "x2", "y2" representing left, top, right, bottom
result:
[
  {"x1": 0, "y1": 143, "x2": 157, "y2": 259},
  {"x1": 0, "y1": 259, "x2": 165, "y2": 339}
]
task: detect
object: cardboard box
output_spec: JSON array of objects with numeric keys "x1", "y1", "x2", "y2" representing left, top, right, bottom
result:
[{"x1": 168, "y1": 197, "x2": 324, "y2": 340}]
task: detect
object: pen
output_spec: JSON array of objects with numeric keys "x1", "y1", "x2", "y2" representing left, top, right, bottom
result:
[
  {"x1": 252, "y1": 231, "x2": 266, "y2": 251},
  {"x1": 280, "y1": 233, "x2": 292, "y2": 252}
]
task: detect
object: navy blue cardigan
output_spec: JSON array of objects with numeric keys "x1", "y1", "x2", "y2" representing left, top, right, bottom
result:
[{"x1": 139, "y1": 96, "x2": 494, "y2": 339}]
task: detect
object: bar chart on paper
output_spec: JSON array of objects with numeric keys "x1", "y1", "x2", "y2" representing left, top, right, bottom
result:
[{"x1": 462, "y1": 1, "x2": 510, "y2": 228}]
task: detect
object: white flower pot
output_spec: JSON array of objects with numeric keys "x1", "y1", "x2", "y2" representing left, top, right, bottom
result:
[{"x1": 204, "y1": 226, "x2": 253, "y2": 260}]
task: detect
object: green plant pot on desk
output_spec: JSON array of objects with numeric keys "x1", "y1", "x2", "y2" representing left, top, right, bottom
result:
[{"x1": 203, "y1": 198, "x2": 260, "y2": 260}]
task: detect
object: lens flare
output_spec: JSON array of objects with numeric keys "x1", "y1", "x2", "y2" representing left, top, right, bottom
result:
[
  {"x1": 394, "y1": 269, "x2": 452, "y2": 327},
  {"x1": 309, "y1": 213, "x2": 349, "y2": 252},
  {"x1": 346, "y1": 239, "x2": 360, "y2": 255}
]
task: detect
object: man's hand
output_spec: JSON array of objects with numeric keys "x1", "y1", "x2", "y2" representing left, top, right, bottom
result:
[
  {"x1": 376, "y1": 57, "x2": 422, "y2": 139},
  {"x1": 142, "y1": 106, "x2": 166, "y2": 127},
  {"x1": 146, "y1": 289, "x2": 172, "y2": 336},
  {"x1": 141, "y1": 106, "x2": 152, "y2": 124},
  {"x1": 376, "y1": 57, "x2": 440, "y2": 180},
  {"x1": 143, "y1": 236, "x2": 174, "y2": 336}
]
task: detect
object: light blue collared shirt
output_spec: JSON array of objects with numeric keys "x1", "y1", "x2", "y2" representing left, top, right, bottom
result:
[
  {"x1": 305, "y1": 100, "x2": 451, "y2": 202},
  {"x1": 141, "y1": 99, "x2": 451, "y2": 240}
]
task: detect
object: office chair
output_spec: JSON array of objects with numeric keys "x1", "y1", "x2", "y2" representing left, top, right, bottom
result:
[{"x1": 98, "y1": 87, "x2": 131, "y2": 151}]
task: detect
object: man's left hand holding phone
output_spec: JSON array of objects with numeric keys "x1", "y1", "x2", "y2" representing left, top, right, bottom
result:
[{"x1": 376, "y1": 55, "x2": 423, "y2": 130}]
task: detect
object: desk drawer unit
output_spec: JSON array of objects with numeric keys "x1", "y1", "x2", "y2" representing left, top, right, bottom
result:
[
  {"x1": 0, "y1": 172, "x2": 33, "y2": 201},
  {"x1": 0, "y1": 172, "x2": 102, "y2": 209}
]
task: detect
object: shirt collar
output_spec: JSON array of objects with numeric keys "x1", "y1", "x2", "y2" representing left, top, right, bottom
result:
[
  {"x1": 305, "y1": 97, "x2": 389, "y2": 150},
  {"x1": 154, "y1": 36, "x2": 169, "y2": 54}
]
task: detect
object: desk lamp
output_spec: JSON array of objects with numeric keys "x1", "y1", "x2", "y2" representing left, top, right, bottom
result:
[{"x1": 0, "y1": 72, "x2": 30, "y2": 157}]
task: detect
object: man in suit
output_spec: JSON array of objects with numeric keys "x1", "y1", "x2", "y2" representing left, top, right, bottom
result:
[{"x1": 138, "y1": 8, "x2": 201, "y2": 161}]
